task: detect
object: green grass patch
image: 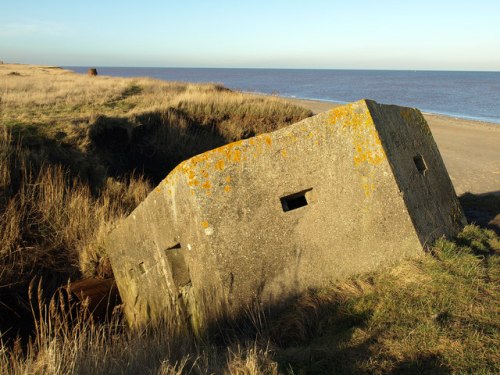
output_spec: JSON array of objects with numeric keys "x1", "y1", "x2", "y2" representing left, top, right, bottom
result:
[{"x1": 278, "y1": 225, "x2": 499, "y2": 374}]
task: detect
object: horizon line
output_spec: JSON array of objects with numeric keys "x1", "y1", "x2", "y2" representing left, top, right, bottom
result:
[{"x1": 61, "y1": 65, "x2": 500, "y2": 73}]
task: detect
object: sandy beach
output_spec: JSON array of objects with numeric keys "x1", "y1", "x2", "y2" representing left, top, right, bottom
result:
[{"x1": 282, "y1": 97, "x2": 500, "y2": 197}]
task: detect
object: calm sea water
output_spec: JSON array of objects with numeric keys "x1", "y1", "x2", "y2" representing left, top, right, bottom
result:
[{"x1": 66, "y1": 67, "x2": 500, "y2": 124}]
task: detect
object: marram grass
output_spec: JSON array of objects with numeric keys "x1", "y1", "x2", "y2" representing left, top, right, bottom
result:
[{"x1": 0, "y1": 65, "x2": 498, "y2": 374}]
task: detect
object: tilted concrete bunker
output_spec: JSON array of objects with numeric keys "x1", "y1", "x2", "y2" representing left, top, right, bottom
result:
[{"x1": 105, "y1": 99, "x2": 466, "y2": 329}]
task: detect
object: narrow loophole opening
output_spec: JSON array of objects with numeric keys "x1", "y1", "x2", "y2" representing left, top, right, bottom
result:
[
  {"x1": 166, "y1": 243, "x2": 181, "y2": 251},
  {"x1": 413, "y1": 154, "x2": 428, "y2": 175},
  {"x1": 138, "y1": 262, "x2": 146, "y2": 274},
  {"x1": 281, "y1": 189, "x2": 312, "y2": 212}
]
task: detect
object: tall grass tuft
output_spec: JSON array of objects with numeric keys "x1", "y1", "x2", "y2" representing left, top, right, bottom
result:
[
  {"x1": 0, "y1": 280, "x2": 277, "y2": 374},
  {"x1": 0, "y1": 125, "x2": 151, "y2": 286}
]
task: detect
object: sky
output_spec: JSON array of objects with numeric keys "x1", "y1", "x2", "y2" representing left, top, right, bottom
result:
[{"x1": 1, "y1": 0, "x2": 499, "y2": 70}]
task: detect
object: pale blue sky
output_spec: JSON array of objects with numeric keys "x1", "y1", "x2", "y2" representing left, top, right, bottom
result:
[{"x1": 1, "y1": 0, "x2": 499, "y2": 70}]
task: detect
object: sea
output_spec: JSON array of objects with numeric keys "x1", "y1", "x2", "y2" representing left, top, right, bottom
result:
[{"x1": 65, "y1": 67, "x2": 500, "y2": 124}]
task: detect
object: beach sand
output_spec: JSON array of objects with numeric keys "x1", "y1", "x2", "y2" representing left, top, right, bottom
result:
[{"x1": 283, "y1": 97, "x2": 500, "y2": 197}]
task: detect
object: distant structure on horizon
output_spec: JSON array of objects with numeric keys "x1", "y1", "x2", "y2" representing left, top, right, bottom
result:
[{"x1": 105, "y1": 99, "x2": 466, "y2": 331}]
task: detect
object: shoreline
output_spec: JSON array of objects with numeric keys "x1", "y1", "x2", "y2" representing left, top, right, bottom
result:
[{"x1": 261, "y1": 94, "x2": 500, "y2": 128}]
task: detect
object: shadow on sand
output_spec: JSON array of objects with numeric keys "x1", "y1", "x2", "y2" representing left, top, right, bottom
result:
[{"x1": 459, "y1": 191, "x2": 500, "y2": 235}]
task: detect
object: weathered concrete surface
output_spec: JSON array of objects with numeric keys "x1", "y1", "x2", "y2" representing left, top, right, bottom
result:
[{"x1": 105, "y1": 99, "x2": 466, "y2": 329}]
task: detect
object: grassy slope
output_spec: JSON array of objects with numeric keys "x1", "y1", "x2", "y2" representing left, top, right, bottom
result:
[
  {"x1": 0, "y1": 65, "x2": 499, "y2": 374},
  {"x1": 0, "y1": 64, "x2": 311, "y2": 280},
  {"x1": 1, "y1": 64, "x2": 311, "y2": 185}
]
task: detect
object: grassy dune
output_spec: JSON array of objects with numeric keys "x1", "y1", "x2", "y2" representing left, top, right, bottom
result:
[{"x1": 0, "y1": 65, "x2": 499, "y2": 374}]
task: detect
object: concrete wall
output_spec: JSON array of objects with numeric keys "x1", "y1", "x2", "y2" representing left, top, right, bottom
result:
[{"x1": 105, "y1": 99, "x2": 466, "y2": 329}]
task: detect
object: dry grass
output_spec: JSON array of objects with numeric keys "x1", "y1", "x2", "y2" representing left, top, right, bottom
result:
[
  {"x1": 0, "y1": 63, "x2": 311, "y2": 284},
  {"x1": 0, "y1": 126, "x2": 151, "y2": 285},
  {"x1": 0, "y1": 64, "x2": 310, "y2": 133},
  {"x1": 0, "y1": 65, "x2": 311, "y2": 373},
  {"x1": 0, "y1": 64, "x2": 499, "y2": 374},
  {"x1": 1, "y1": 63, "x2": 311, "y2": 184},
  {"x1": 0, "y1": 280, "x2": 278, "y2": 374},
  {"x1": 1, "y1": 226, "x2": 498, "y2": 374},
  {"x1": 275, "y1": 225, "x2": 500, "y2": 374}
]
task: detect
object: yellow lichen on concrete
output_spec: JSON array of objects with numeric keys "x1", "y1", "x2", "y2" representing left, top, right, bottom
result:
[
  {"x1": 201, "y1": 221, "x2": 209, "y2": 229},
  {"x1": 187, "y1": 179, "x2": 199, "y2": 187},
  {"x1": 214, "y1": 159, "x2": 225, "y2": 171},
  {"x1": 159, "y1": 129, "x2": 287, "y2": 196},
  {"x1": 362, "y1": 180, "x2": 375, "y2": 198},
  {"x1": 232, "y1": 149, "x2": 241, "y2": 162},
  {"x1": 329, "y1": 103, "x2": 386, "y2": 168}
]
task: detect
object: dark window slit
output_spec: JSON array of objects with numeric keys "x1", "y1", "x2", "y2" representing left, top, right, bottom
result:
[
  {"x1": 281, "y1": 188, "x2": 312, "y2": 212},
  {"x1": 167, "y1": 243, "x2": 181, "y2": 250},
  {"x1": 413, "y1": 154, "x2": 428, "y2": 175}
]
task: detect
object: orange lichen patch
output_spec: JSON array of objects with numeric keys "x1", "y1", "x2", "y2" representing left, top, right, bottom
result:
[
  {"x1": 214, "y1": 141, "x2": 245, "y2": 164},
  {"x1": 188, "y1": 152, "x2": 210, "y2": 168},
  {"x1": 214, "y1": 159, "x2": 225, "y2": 171},
  {"x1": 281, "y1": 149, "x2": 287, "y2": 157},
  {"x1": 225, "y1": 176, "x2": 231, "y2": 183},
  {"x1": 161, "y1": 131, "x2": 284, "y2": 195},
  {"x1": 362, "y1": 181, "x2": 375, "y2": 198},
  {"x1": 307, "y1": 131, "x2": 315, "y2": 138},
  {"x1": 224, "y1": 185, "x2": 231, "y2": 192},
  {"x1": 232, "y1": 149, "x2": 241, "y2": 162},
  {"x1": 201, "y1": 221, "x2": 209, "y2": 229},
  {"x1": 329, "y1": 103, "x2": 386, "y2": 168}
]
